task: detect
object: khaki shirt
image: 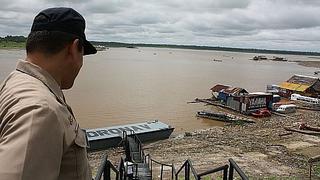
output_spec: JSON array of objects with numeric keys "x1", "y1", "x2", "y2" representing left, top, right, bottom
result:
[{"x1": 0, "y1": 60, "x2": 92, "y2": 180}]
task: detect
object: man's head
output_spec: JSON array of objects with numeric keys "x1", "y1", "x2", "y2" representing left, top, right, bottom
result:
[
  {"x1": 27, "y1": 7, "x2": 96, "y2": 55},
  {"x1": 26, "y1": 7, "x2": 97, "y2": 89}
]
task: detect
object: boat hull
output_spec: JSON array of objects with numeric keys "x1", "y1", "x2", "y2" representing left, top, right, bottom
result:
[
  {"x1": 85, "y1": 120, "x2": 174, "y2": 151},
  {"x1": 196, "y1": 111, "x2": 255, "y2": 123}
]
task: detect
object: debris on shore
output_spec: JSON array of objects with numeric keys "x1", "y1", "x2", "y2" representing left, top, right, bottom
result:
[{"x1": 89, "y1": 110, "x2": 320, "y2": 178}]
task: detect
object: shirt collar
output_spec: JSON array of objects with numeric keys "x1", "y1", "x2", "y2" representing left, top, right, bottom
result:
[{"x1": 16, "y1": 60, "x2": 66, "y2": 105}]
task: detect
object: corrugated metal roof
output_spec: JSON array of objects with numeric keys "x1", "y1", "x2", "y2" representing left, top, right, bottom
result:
[
  {"x1": 287, "y1": 75, "x2": 318, "y2": 86},
  {"x1": 210, "y1": 84, "x2": 230, "y2": 92},
  {"x1": 279, "y1": 82, "x2": 310, "y2": 92},
  {"x1": 222, "y1": 87, "x2": 248, "y2": 95}
]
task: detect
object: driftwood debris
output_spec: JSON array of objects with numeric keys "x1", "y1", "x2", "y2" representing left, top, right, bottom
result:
[
  {"x1": 297, "y1": 106, "x2": 320, "y2": 111},
  {"x1": 300, "y1": 124, "x2": 320, "y2": 132},
  {"x1": 271, "y1": 112, "x2": 294, "y2": 119},
  {"x1": 278, "y1": 132, "x2": 293, "y2": 137},
  {"x1": 284, "y1": 127, "x2": 320, "y2": 136},
  {"x1": 187, "y1": 101, "x2": 198, "y2": 104}
]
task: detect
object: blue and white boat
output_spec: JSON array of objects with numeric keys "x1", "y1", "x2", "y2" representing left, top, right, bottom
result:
[{"x1": 85, "y1": 120, "x2": 174, "y2": 151}]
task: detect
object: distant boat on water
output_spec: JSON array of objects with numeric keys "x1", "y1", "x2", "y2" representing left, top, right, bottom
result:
[
  {"x1": 126, "y1": 46, "x2": 137, "y2": 48},
  {"x1": 271, "y1": 56, "x2": 287, "y2": 61},
  {"x1": 252, "y1": 55, "x2": 267, "y2": 61},
  {"x1": 95, "y1": 45, "x2": 107, "y2": 51},
  {"x1": 212, "y1": 59, "x2": 222, "y2": 62}
]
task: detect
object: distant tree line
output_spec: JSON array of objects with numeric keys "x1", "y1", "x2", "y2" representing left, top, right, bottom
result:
[
  {"x1": 0, "y1": 36, "x2": 319, "y2": 56},
  {"x1": 91, "y1": 41, "x2": 320, "y2": 56},
  {"x1": 0, "y1": 35, "x2": 27, "y2": 42}
]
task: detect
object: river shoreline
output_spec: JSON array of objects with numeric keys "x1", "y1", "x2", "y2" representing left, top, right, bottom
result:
[
  {"x1": 88, "y1": 110, "x2": 320, "y2": 179},
  {"x1": 296, "y1": 60, "x2": 320, "y2": 68}
]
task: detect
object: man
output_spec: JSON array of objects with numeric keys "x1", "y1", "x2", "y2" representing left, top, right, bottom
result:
[{"x1": 0, "y1": 7, "x2": 97, "y2": 180}]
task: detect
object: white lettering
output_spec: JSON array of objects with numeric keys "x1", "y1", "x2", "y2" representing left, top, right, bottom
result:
[{"x1": 87, "y1": 124, "x2": 152, "y2": 138}]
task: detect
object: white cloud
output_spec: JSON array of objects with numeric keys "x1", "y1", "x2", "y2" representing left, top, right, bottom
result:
[{"x1": 0, "y1": 0, "x2": 319, "y2": 51}]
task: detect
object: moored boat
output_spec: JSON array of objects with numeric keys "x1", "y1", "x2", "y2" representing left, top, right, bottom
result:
[
  {"x1": 275, "y1": 104, "x2": 297, "y2": 114},
  {"x1": 271, "y1": 56, "x2": 287, "y2": 61},
  {"x1": 86, "y1": 120, "x2": 174, "y2": 151},
  {"x1": 95, "y1": 45, "x2": 107, "y2": 51},
  {"x1": 253, "y1": 55, "x2": 267, "y2": 61},
  {"x1": 250, "y1": 108, "x2": 271, "y2": 118},
  {"x1": 196, "y1": 110, "x2": 255, "y2": 123}
]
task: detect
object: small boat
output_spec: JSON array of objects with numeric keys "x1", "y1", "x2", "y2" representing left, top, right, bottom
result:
[
  {"x1": 196, "y1": 111, "x2": 255, "y2": 123},
  {"x1": 253, "y1": 55, "x2": 267, "y2": 61},
  {"x1": 275, "y1": 104, "x2": 296, "y2": 114},
  {"x1": 126, "y1": 46, "x2": 137, "y2": 48},
  {"x1": 251, "y1": 108, "x2": 271, "y2": 118},
  {"x1": 95, "y1": 45, "x2": 107, "y2": 51},
  {"x1": 212, "y1": 59, "x2": 222, "y2": 62},
  {"x1": 271, "y1": 56, "x2": 287, "y2": 61}
]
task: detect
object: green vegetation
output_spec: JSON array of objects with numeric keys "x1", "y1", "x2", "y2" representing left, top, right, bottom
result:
[
  {"x1": 262, "y1": 176, "x2": 301, "y2": 180},
  {"x1": 0, "y1": 36, "x2": 26, "y2": 49},
  {"x1": 91, "y1": 41, "x2": 320, "y2": 56},
  {"x1": 1, "y1": 35, "x2": 320, "y2": 56},
  {"x1": 313, "y1": 163, "x2": 320, "y2": 177}
]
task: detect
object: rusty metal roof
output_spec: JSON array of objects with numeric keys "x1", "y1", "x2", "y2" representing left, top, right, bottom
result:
[
  {"x1": 279, "y1": 75, "x2": 320, "y2": 92},
  {"x1": 287, "y1": 75, "x2": 319, "y2": 86},
  {"x1": 221, "y1": 87, "x2": 248, "y2": 95},
  {"x1": 210, "y1": 84, "x2": 230, "y2": 92}
]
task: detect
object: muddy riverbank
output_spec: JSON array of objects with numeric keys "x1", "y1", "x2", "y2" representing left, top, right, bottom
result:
[
  {"x1": 296, "y1": 60, "x2": 320, "y2": 68},
  {"x1": 89, "y1": 109, "x2": 320, "y2": 179}
]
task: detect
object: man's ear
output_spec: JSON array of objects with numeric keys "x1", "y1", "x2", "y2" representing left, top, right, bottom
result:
[{"x1": 69, "y1": 39, "x2": 80, "y2": 57}]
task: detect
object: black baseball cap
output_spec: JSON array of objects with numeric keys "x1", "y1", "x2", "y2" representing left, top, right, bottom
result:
[{"x1": 31, "y1": 7, "x2": 97, "y2": 55}]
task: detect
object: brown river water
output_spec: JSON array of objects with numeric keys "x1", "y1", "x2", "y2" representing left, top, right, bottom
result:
[{"x1": 0, "y1": 48, "x2": 319, "y2": 133}]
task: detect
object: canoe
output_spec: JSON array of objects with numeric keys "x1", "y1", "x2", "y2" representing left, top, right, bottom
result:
[{"x1": 196, "y1": 111, "x2": 255, "y2": 123}]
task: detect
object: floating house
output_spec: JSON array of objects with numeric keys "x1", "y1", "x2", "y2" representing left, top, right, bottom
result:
[
  {"x1": 210, "y1": 84, "x2": 230, "y2": 98},
  {"x1": 266, "y1": 84, "x2": 280, "y2": 94},
  {"x1": 211, "y1": 84, "x2": 273, "y2": 114},
  {"x1": 217, "y1": 87, "x2": 248, "y2": 102},
  {"x1": 239, "y1": 93, "x2": 273, "y2": 113},
  {"x1": 223, "y1": 92, "x2": 273, "y2": 113},
  {"x1": 279, "y1": 75, "x2": 320, "y2": 98}
]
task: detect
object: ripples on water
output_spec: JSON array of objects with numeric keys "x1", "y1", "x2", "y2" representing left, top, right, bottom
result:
[{"x1": 0, "y1": 48, "x2": 318, "y2": 133}]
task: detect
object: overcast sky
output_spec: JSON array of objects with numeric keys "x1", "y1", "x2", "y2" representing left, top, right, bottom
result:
[{"x1": 1, "y1": 0, "x2": 320, "y2": 51}]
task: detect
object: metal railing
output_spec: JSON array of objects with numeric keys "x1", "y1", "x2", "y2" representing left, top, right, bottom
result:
[
  {"x1": 228, "y1": 159, "x2": 249, "y2": 180},
  {"x1": 95, "y1": 130, "x2": 249, "y2": 180},
  {"x1": 197, "y1": 164, "x2": 229, "y2": 180},
  {"x1": 131, "y1": 132, "x2": 145, "y2": 163},
  {"x1": 175, "y1": 159, "x2": 198, "y2": 180},
  {"x1": 145, "y1": 153, "x2": 248, "y2": 180},
  {"x1": 94, "y1": 155, "x2": 119, "y2": 180},
  {"x1": 119, "y1": 156, "x2": 139, "y2": 180},
  {"x1": 122, "y1": 130, "x2": 145, "y2": 163},
  {"x1": 145, "y1": 154, "x2": 175, "y2": 179},
  {"x1": 122, "y1": 130, "x2": 148, "y2": 179}
]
